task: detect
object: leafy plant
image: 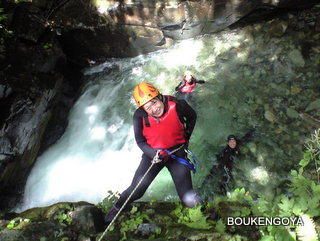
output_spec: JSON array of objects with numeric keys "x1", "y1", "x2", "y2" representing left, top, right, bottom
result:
[
  {"x1": 296, "y1": 215, "x2": 318, "y2": 241},
  {"x1": 43, "y1": 43, "x2": 53, "y2": 50},
  {"x1": 119, "y1": 211, "x2": 149, "y2": 240},
  {"x1": 171, "y1": 204, "x2": 213, "y2": 229},
  {"x1": 6, "y1": 220, "x2": 17, "y2": 229},
  {"x1": 54, "y1": 205, "x2": 74, "y2": 226},
  {"x1": 0, "y1": 8, "x2": 7, "y2": 23},
  {"x1": 96, "y1": 190, "x2": 119, "y2": 212},
  {"x1": 6, "y1": 218, "x2": 31, "y2": 229},
  {"x1": 215, "y1": 219, "x2": 226, "y2": 234}
]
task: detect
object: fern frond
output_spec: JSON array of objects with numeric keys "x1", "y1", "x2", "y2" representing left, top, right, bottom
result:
[{"x1": 296, "y1": 214, "x2": 318, "y2": 241}]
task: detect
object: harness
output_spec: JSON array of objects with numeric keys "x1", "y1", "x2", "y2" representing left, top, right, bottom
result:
[{"x1": 164, "y1": 147, "x2": 198, "y2": 173}]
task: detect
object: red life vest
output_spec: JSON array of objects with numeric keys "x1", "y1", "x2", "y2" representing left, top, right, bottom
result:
[
  {"x1": 180, "y1": 81, "x2": 196, "y2": 93},
  {"x1": 142, "y1": 98, "x2": 186, "y2": 149}
]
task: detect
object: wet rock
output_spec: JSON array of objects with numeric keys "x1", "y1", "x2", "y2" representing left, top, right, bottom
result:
[
  {"x1": 83, "y1": 62, "x2": 120, "y2": 76},
  {"x1": 286, "y1": 108, "x2": 299, "y2": 119},
  {"x1": 50, "y1": 0, "x2": 103, "y2": 27},
  {"x1": 135, "y1": 223, "x2": 160, "y2": 237},
  {"x1": 0, "y1": 229, "x2": 21, "y2": 240},
  {"x1": 0, "y1": 219, "x2": 9, "y2": 228},
  {"x1": 0, "y1": 202, "x2": 104, "y2": 240},
  {"x1": 306, "y1": 99, "x2": 320, "y2": 112},
  {"x1": 264, "y1": 110, "x2": 277, "y2": 123},
  {"x1": 0, "y1": 73, "x2": 64, "y2": 210},
  {"x1": 268, "y1": 19, "x2": 288, "y2": 37},
  {"x1": 128, "y1": 26, "x2": 166, "y2": 53},
  {"x1": 288, "y1": 49, "x2": 305, "y2": 67},
  {"x1": 68, "y1": 203, "x2": 105, "y2": 234},
  {"x1": 186, "y1": 232, "x2": 221, "y2": 240},
  {"x1": 78, "y1": 235, "x2": 91, "y2": 241},
  {"x1": 0, "y1": 84, "x2": 12, "y2": 99},
  {"x1": 0, "y1": 136, "x2": 14, "y2": 163}
]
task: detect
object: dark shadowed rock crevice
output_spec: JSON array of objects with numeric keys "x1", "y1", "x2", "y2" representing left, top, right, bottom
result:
[{"x1": 0, "y1": 2, "x2": 85, "y2": 211}]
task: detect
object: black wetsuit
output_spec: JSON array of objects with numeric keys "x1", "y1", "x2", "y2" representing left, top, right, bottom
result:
[
  {"x1": 115, "y1": 95, "x2": 199, "y2": 208},
  {"x1": 175, "y1": 79, "x2": 205, "y2": 102},
  {"x1": 203, "y1": 129, "x2": 255, "y2": 194}
]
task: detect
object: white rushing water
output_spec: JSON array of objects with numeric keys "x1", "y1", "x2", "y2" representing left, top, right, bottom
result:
[
  {"x1": 18, "y1": 27, "x2": 307, "y2": 210},
  {"x1": 18, "y1": 38, "x2": 206, "y2": 211}
]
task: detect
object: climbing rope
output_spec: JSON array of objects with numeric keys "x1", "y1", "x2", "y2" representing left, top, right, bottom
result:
[{"x1": 98, "y1": 145, "x2": 184, "y2": 241}]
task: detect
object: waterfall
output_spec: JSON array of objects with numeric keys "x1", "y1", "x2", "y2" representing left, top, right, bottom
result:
[
  {"x1": 17, "y1": 39, "x2": 206, "y2": 211},
  {"x1": 18, "y1": 26, "x2": 317, "y2": 210}
]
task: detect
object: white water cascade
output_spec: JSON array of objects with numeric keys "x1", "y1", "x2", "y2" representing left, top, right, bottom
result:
[{"x1": 18, "y1": 39, "x2": 205, "y2": 211}]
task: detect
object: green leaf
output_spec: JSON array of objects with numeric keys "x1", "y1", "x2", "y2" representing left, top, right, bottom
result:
[
  {"x1": 311, "y1": 183, "x2": 320, "y2": 192},
  {"x1": 278, "y1": 196, "x2": 294, "y2": 215},
  {"x1": 155, "y1": 227, "x2": 161, "y2": 235},
  {"x1": 292, "y1": 204, "x2": 302, "y2": 215},
  {"x1": 241, "y1": 207, "x2": 251, "y2": 216},
  {"x1": 259, "y1": 235, "x2": 274, "y2": 241},
  {"x1": 307, "y1": 209, "x2": 320, "y2": 217},
  {"x1": 303, "y1": 151, "x2": 312, "y2": 161},
  {"x1": 215, "y1": 219, "x2": 226, "y2": 234},
  {"x1": 180, "y1": 206, "x2": 212, "y2": 229},
  {"x1": 130, "y1": 206, "x2": 138, "y2": 214},
  {"x1": 291, "y1": 170, "x2": 298, "y2": 176},
  {"x1": 6, "y1": 220, "x2": 16, "y2": 229},
  {"x1": 299, "y1": 158, "x2": 309, "y2": 168}
]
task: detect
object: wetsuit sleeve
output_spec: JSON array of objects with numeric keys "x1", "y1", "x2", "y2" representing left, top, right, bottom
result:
[
  {"x1": 176, "y1": 99, "x2": 197, "y2": 140},
  {"x1": 175, "y1": 81, "x2": 185, "y2": 91},
  {"x1": 195, "y1": 80, "x2": 205, "y2": 84},
  {"x1": 133, "y1": 109, "x2": 157, "y2": 159},
  {"x1": 239, "y1": 128, "x2": 255, "y2": 145},
  {"x1": 216, "y1": 147, "x2": 227, "y2": 166}
]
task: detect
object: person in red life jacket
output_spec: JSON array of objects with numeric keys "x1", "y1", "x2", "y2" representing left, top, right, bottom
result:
[
  {"x1": 104, "y1": 82, "x2": 201, "y2": 223},
  {"x1": 175, "y1": 71, "x2": 205, "y2": 103}
]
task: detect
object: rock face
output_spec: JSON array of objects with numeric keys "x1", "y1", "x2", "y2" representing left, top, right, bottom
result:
[
  {"x1": 0, "y1": 201, "x2": 259, "y2": 241},
  {"x1": 0, "y1": 2, "x2": 79, "y2": 211},
  {"x1": 30, "y1": 0, "x2": 320, "y2": 64},
  {"x1": 0, "y1": 0, "x2": 319, "y2": 212},
  {"x1": 0, "y1": 202, "x2": 105, "y2": 241}
]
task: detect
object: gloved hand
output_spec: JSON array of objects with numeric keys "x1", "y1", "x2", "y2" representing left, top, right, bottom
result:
[{"x1": 159, "y1": 150, "x2": 170, "y2": 161}]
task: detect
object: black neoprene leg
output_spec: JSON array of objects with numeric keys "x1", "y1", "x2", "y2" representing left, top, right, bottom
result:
[
  {"x1": 115, "y1": 155, "x2": 164, "y2": 208},
  {"x1": 166, "y1": 147, "x2": 201, "y2": 207},
  {"x1": 166, "y1": 160, "x2": 193, "y2": 201}
]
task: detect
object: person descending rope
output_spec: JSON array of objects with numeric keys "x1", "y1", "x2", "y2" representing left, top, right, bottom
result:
[
  {"x1": 104, "y1": 82, "x2": 201, "y2": 224},
  {"x1": 175, "y1": 71, "x2": 205, "y2": 103},
  {"x1": 202, "y1": 129, "x2": 255, "y2": 194}
]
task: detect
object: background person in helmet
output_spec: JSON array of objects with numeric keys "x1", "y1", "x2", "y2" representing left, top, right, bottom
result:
[
  {"x1": 104, "y1": 82, "x2": 201, "y2": 223},
  {"x1": 202, "y1": 129, "x2": 255, "y2": 194},
  {"x1": 175, "y1": 71, "x2": 205, "y2": 103}
]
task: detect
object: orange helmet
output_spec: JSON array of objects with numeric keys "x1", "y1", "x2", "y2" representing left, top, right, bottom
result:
[{"x1": 133, "y1": 82, "x2": 160, "y2": 107}]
